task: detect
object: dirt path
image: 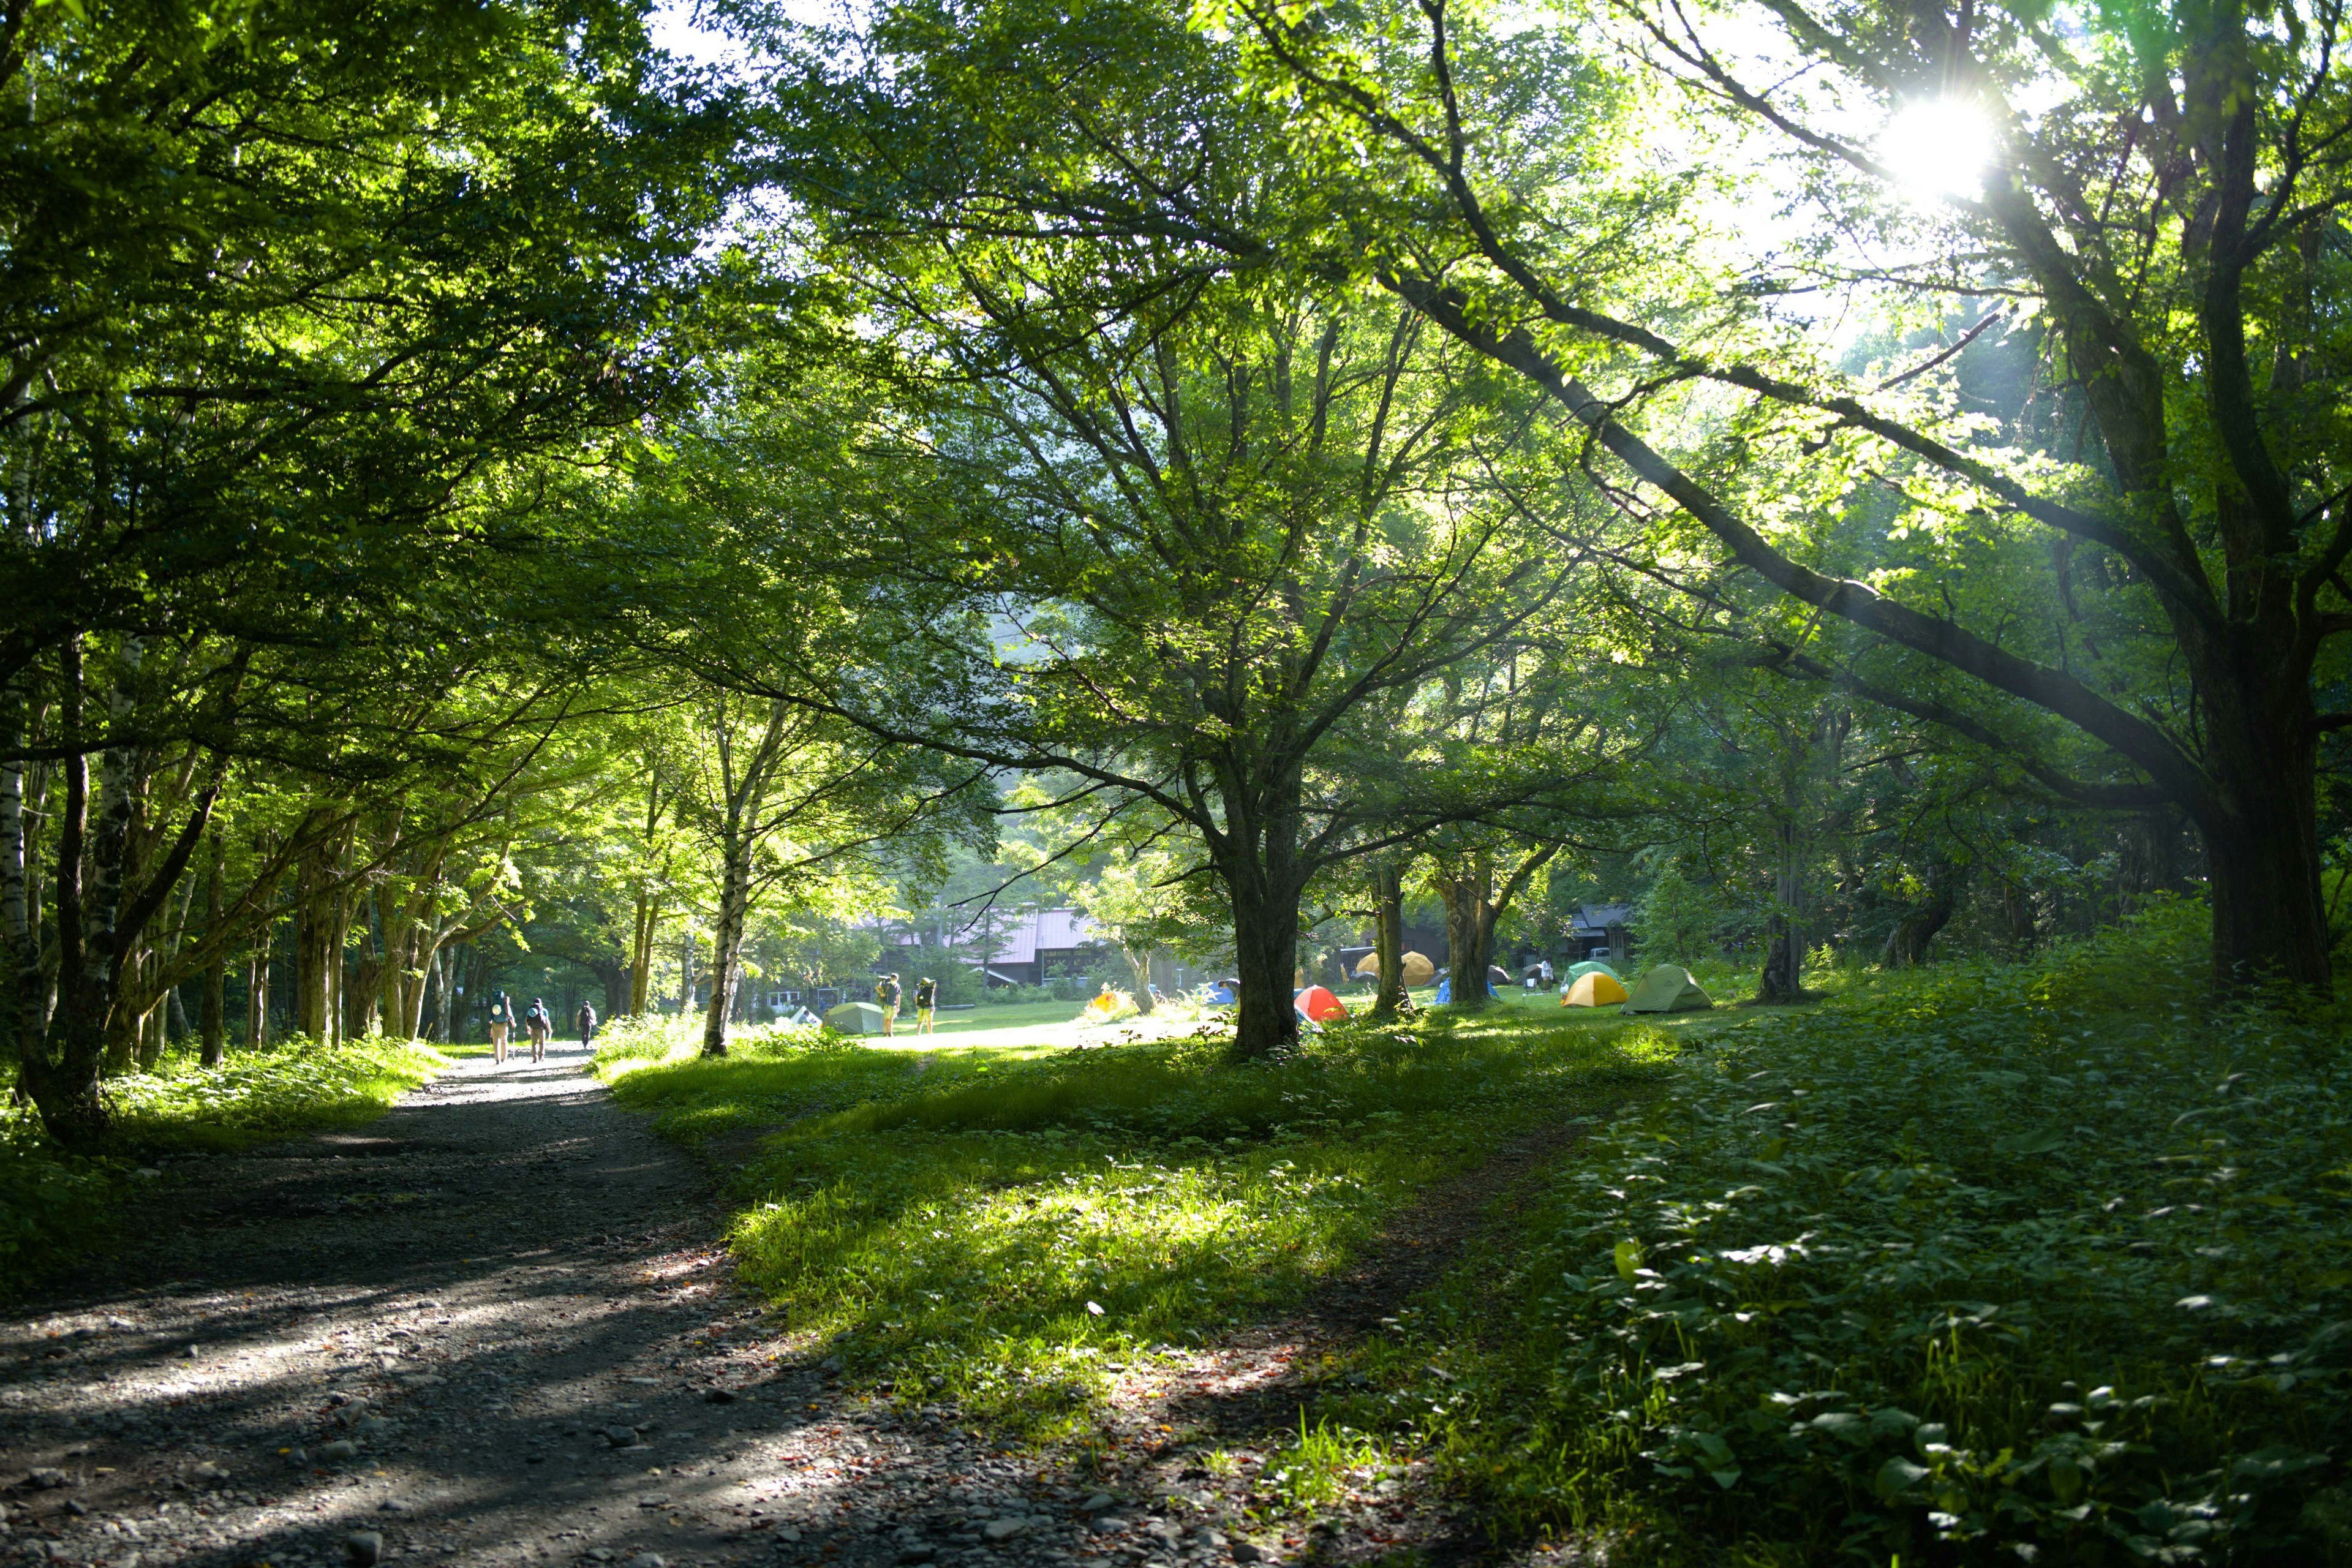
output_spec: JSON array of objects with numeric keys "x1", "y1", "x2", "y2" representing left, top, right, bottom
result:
[
  {"x1": 2, "y1": 1052, "x2": 1591, "y2": 1568},
  {"x1": 2, "y1": 1049, "x2": 1090, "y2": 1568}
]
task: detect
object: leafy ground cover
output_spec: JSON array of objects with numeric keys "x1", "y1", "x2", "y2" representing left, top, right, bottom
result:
[
  {"x1": 600, "y1": 1008, "x2": 1705, "y2": 1441},
  {"x1": 1313, "y1": 904, "x2": 2352, "y2": 1565},
  {"x1": 1, "y1": 1036, "x2": 447, "y2": 1290}
]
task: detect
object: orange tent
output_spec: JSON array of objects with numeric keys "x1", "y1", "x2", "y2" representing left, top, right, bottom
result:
[
  {"x1": 1562, "y1": 971, "x2": 1630, "y2": 1008},
  {"x1": 1294, "y1": 985, "x2": 1349, "y2": 1022}
]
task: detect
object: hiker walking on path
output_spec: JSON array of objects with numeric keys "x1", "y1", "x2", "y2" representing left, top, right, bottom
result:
[
  {"x1": 487, "y1": 990, "x2": 515, "y2": 1063},
  {"x1": 875, "y1": 973, "x2": 902, "y2": 1037},
  {"x1": 576, "y1": 1001, "x2": 598, "y2": 1048},
  {"x1": 913, "y1": 976, "x2": 937, "y2": 1035},
  {"x1": 526, "y1": 998, "x2": 553, "y2": 1063}
]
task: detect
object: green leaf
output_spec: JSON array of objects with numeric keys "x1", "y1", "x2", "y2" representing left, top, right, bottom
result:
[
  {"x1": 1614, "y1": 1238, "x2": 1643, "y2": 1283},
  {"x1": 1875, "y1": 1455, "x2": 1930, "y2": 1499},
  {"x1": 2048, "y1": 1457, "x2": 2085, "y2": 1503},
  {"x1": 2233, "y1": 1446, "x2": 2331, "y2": 1482}
]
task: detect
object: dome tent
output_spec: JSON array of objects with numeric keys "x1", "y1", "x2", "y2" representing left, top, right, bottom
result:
[
  {"x1": 1622, "y1": 965, "x2": 1713, "y2": 1014},
  {"x1": 1349, "y1": 951, "x2": 1436, "y2": 987},
  {"x1": 1567, "y1": 959, "x2": 1623, "y2": 984},
  {"x1": 824, "y1": 1001, "x2": 888, "y2": 1034},
  {"x1": 1294, "y1": 986, "x2": 1348, "y2": 1022},
  {"x1": 1562, "y1": 971, "x2": 1630, "y2": 1007}
]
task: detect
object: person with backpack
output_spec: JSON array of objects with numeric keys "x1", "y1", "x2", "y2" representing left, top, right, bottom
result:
[
  {"x1": 913, "y1": 976, "x2": 937, "y2": 1036},
  {"x1": 875, "y1": 973, "x2": 902, "y2": 1037},
  {"x1": 525, "y1": 998, "x2": 553, "y2": 1063},
  {"x1": 576, "y1": 1000, "x2": 598, "y2": 1049},
  {"x1": 486, "y1": 991, "x2": 514, "y2": 1063}
]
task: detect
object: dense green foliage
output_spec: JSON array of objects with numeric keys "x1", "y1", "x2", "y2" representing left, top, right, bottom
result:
[{"x1": 1319, "y1": 910, "x2": 2352, "y2": 1562}]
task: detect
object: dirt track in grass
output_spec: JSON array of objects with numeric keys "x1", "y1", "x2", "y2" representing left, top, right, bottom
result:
[{"x1": 2, "y1": 1049, "x2": 1598, "y2": 1568}]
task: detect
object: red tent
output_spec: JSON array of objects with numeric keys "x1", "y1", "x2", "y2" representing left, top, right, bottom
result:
[{"x1": 1294, "y1": 985, "x2": 1348, "y2": 1022}]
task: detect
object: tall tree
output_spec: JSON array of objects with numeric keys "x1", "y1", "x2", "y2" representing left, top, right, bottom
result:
[{"x1": 1216, "y1": 0, "x2": 2352, "y2": 992}]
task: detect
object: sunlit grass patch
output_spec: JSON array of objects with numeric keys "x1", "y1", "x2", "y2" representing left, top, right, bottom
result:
[
  {"x1": 105, "y1": 1035, "x2": 448, "y2": 1152},
  {"x1": 611, "y1": 1017, "x2": 1675, "y2": 1441}
]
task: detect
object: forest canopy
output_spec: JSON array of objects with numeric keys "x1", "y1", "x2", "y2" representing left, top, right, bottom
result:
[{"x1": 6, "y1": 0, "x2": 2350, "y2": 1132}]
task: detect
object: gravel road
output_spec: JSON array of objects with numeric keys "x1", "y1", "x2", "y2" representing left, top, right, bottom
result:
[{"x1": 1, "y1": 1049, "x2": 1582, "y2": 1568}]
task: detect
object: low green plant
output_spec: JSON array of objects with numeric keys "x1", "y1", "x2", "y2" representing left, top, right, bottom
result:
[
  {"x1": 1266, "y1": 1412, "x2": 1391, "y2": 1509},
  {"x1": 1327, "y1": 902, "x2": 2352, "y2": 1564}
]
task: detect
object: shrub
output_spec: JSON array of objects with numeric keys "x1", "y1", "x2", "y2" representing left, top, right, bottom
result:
[{"x1": 590, "y1": 1012, "x2": 699, "y2": 1073}]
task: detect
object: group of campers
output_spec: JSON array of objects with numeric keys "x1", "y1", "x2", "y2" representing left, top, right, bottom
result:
[
  {"x1": 482, "y1": 992, "x2": 601, "y2": 1064},
  {"x1": 869, "y1": 973, "x2": 938, "y2": 1036}
]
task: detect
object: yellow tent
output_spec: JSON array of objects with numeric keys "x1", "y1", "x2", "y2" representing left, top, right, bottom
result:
[
  {"x1": 1083, "y1": 988, "x2": 1134, "y2": 1020},
  {"x1": 1351, "y1": 951, "x2": 1436, "y2": 986},
  {"x1": 1562, "y1": 971, "x2": 1630, "y2": 1008}
]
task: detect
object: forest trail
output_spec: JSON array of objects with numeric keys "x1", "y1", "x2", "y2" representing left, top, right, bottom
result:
[{"x1": 2, "y1": 1054, "x2": 1586, "y2": 1568}]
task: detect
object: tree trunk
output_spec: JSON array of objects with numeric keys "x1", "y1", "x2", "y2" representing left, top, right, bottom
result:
[
  {"x1": 200, "y1": 837, "x2": 226, "y2": 1066},
  {"x1": 424, "y1": 944, "x2": 450, "y2": 1042},
  {"x1": 350, "y1": 933, "x2": 385, "y2": 1039},
  {"x1": 2203, "y1": 763, "x2": 2331, "y2": 990},
  {"x1": 247, "y1": 931, "x2": 271, "y2": 1049},
  {"x1": 701, "y1": 833, "x2": 753, "y2": 1058},
  {"x1": 1125, "y1": 946, "x2": 1155, "y2": 1014},
  {"x1": 1370, "y1": 858, "x2": 1406, "y2": 1019},
  {"x1": 293, "y1": 850, "x2": 336, "y2": 1042},
  {"x1": 1881, "y1": 859, "x2": 1961, "y2": 969},
  {"x1": 1435, "y1": 853, "x2": 1496, "y2": 1011},
  {"x1": 32, "y1": 640, "x2": 137, "y2": 1147},
  {"x1": 587, "y1": 959, "x2": 630, "y2": 1019},
  {"x1": 1757, "y1": 823, "x2": 1804, "y2": 1001},
  {"x1": 1226, "y1": 875, "x2": 1302, "y2": 1059},
  {"x1": 2002, "y1": 880, "x2": 2037, "y2": 954},
  {"x1": 630, "y1": 892, "x2": 660, "y2": 1016}
]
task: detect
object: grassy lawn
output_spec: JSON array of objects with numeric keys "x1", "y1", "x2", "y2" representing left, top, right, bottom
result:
[
  {"x1": 598, "y1": 1006, "x2": 1690, "y2": 1440},
  {"x1": 1, "y1": 1036, "x2": 448, "y2": 1290}
]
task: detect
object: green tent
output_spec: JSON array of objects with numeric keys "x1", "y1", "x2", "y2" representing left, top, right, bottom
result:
[
  {"x1": 1623, "y1": 965, "x2": 1713, "y2": 1014},
  {"x1": 824, "y1": 1001, "x2": 888, "y2": 1035},
  {"x1": 1567, "y1": 960, "x2": 1623, "y2": 984}
]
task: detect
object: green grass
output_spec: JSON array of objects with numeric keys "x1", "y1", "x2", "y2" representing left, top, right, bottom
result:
[
  {"x1": 601, "y1": 1006, "x2": 1687, "y2": 1441},
  {"x1": 1, "y1": 1035, "x2": 448, "y2": 1289},
  {"x1": 1309, "y1": 902, "x2": 2352, "y2": 1566}
]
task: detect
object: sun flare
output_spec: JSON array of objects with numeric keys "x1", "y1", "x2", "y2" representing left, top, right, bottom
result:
[{"x1": 1877, "y1": 97, "x2": 1998, "y2": 201}]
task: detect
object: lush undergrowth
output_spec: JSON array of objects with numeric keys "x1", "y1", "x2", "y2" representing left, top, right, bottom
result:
[
  {"x1": 1319, "y1": 904, "x2": 2352, "y2": 1566},
  {"x1": 604, "y1": 1011, "x2": 1695, "y2": 1439},
  {"x1": 1, "y1": 1036, "x2": 447, "y2": 1289}
]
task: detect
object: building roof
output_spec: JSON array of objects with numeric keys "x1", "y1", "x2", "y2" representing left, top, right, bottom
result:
[
  {"x1": 1574, "y1": 902, "x2": 1635, "y2": 932},
  {"x1": 889, "y1": 907, "x2": 1101, "y2": 966}
]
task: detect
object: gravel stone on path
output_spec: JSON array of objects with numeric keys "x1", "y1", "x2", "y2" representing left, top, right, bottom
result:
[{"x1": 0, "y1": 1045, "x2": 1042, "y2": 1568}]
